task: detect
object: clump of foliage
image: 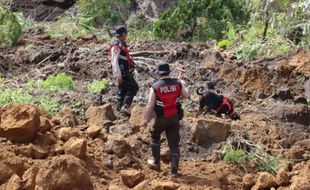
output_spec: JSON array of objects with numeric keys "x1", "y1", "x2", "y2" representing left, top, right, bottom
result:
[
  {"x1": 77, "y1": 0, "x2": 131, "y2": 26},
  {"x1": 0, "y1": 7, "x2": 22, "y2": 47},
  {"x1": 233, "y1": 0, "x2": 310, "y2": 60},
  {"x1": 45, "y1": 16, "x2": 98, "y2": 38},
  {"x1": 39, "y1": 73, "x2": 74, "y2": 92},
  {"x1": 220, "y1": 139, "x2": 282, "y2": 174},
  {"x1": 88, "y1": 79, "x2": 108, "y2": 93},
  {"x1": 152, "y1": 0, "x2": 249, "y2": 41},
  {"x1": 0, "y1": 88, "x2": 59, "y2": 115}
]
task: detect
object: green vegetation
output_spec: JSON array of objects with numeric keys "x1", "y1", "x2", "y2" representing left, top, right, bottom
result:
[
  {"x1": 0, "y1": 7, "x2": 22, "y2": 47},
  {"x1": 220, "y1": 143, "x2": 282, "y2": 174},
  {"x1": 45, "y1": 16, "x2": 98, "y2": 39},
  {"x1": 39, "y1": 73, "x2": 75, "y2": 92},
  {"x1": 231, "y1": 0, "x2": 310, "y2": 60},
  {"x1": 77, "y1": 0, "x2": 131, "y2": 26},
  {"x1": 88, "y1": 79, "x2": 109, "y2": 93},
  {"x1": 223, "y1": 149, "x2": 247, "y2": 164},
  {"x1": 0, "y1": 88, "x2": 60, "y2": 115},
  {"x1": 152, "y1": 0, "x2": 249, "y2": 41}
]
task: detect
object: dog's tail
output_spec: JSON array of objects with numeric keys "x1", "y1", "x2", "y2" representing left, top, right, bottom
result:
[{"x1": 196, "y1": 87, "x2": 204, "y2": 96}]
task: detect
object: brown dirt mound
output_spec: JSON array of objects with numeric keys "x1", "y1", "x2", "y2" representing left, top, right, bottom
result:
[{"x1": 0, "y1": 33, "x2": 309, "y2": 189}]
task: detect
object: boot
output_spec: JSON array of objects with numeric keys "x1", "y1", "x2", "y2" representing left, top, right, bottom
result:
[
  {"x1": 147, "y1": 142, "x2": 160, "y2": 171},
  {"x1": 120, "y1": 96, "x2": 133, "y2": 115},
  {"x1": 171, "y1": 153, "x2": 180, "y2": 177}
]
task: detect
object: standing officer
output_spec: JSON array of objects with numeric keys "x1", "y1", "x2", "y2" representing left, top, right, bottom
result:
[
  {"x1": 143, "y1": 63, "x2": 189, "y2": 177},
  {"x1": 110, "y1": 25, "x2": 139, "y2": 115}
]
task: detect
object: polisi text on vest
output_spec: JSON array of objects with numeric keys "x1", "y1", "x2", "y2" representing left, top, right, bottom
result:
[{"x1": 160, "y1": 85, "x2": 177, "y2": 93}]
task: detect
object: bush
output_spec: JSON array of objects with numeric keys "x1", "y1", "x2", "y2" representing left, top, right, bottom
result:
[
  {"x1": 0, "y1": 7, "x2": 22, "y2": 47},
  {"x1": 88, "y1": 79, "x2": 108, "y2": 93},
  {"x1": 40, "y1": 73, "x2": 74, "y2": 92},
  {"x1": 0, "y1": 89, "x2": 59, "y2": 115},
  {"x1": 77, "y1": 0, "x2": 131, "y2": 26},
  {"x1": 220, "y1": 143, "x2": 281, "y2": 174},
  {"x1": 231, "y1": 0, "x2": 310, "y2": 60},
  {"x1": 44, "y1": 16, "x2": 98, "y2": 39},
  {"x1": 223, "y1": 149, "x2": 247, "y2": 164},
  {"x1": 152, "y1": 0, "x2": 249, "y2": 41}
]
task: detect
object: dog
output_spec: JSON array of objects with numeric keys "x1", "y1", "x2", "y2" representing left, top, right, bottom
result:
[{"x1": 196, "y1": 87, "x2": 240, "y2": 120}]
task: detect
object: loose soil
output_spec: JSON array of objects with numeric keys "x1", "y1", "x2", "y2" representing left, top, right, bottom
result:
[{"x1": 0, "y1": 27, "x2": 309, "y2": 189}]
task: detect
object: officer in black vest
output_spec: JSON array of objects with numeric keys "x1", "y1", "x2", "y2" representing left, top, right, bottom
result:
[
  {"x1": 143, "y1": 63, "x2": 189, "y2": 177},
  {"x1": 110, "y1": 26, "x2": 139, "y2": 115}
]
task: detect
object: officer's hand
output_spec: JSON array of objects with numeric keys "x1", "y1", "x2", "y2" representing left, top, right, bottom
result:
[{"x1": 117, "y1": 76, "x2": 122, "y2": 86}]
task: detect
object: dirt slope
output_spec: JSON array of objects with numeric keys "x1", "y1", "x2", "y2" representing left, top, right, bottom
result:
[{"x1": 0, "y1": 31, "x2": 309, "y2": 189}]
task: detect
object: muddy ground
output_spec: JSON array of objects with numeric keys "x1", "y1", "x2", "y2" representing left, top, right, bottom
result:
[{"x1": 0, "y1": 28, "x2": 310, "y2": 190}]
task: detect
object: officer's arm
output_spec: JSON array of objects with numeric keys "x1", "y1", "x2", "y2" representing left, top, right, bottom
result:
[
  {"x1": 111, "y1": 46, "x2": 121, "y2": 78},
  {"x1": 144, "y1": 88, "x2": 156, "y2": 124},
  {"x1": 180, "y1": 80, "x2": 189, "y2": 99}
]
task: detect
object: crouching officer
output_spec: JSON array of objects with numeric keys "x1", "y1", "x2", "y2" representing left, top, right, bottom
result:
[
  {"x1": 143, "y1": 63, "x2": 189, "y2": 177},
  {"x1": 110, "y1": 25, "x2": 139, "y2": 115}
]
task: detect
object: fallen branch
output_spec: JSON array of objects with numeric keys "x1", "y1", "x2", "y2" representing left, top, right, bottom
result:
[
  {"x1": 37, "y1": 54, "x2": 53, "y2": 66},
  {"x1": 130, "y1": 51, "x2": 170, "y2": 57}
]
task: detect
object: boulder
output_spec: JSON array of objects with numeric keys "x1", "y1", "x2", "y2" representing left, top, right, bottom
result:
[
  {"x1": 252, "y1": 172, "x2": 276, "y2": 190},
  {"x1": 50, "y1": 144, "x2": 64, "y2": 155},
  {"x1": 276, "y1": 167, "x2": 290, "y2": 186},
  {"x1": 35, "y1": 155, "x2": 94, "y2": 190},
  {"x1": 242, "y1": 174, "x2": 256, "y2": 190},
  {"x1": 284, "y1": 147, "x2": 305, "y2": 160},
  {"x1": 39, "y1": 116, "x2": 52, "y2": 133},
  {"x1": 63, "y1": 137, "x2": 87, "y2": 159},
  {"x1": 151, "y1": 180, "x2": 180, "y2": 190},
  {"x1": 58, "y1": 107, "x2": 79, "y2": 128},
  {"x1": 191, "y1": 118, "x2": 231, "y2": 145},
  {"x1": 289, "y1": 162, "x2": 310, "y2": 190},
  {"x1": 57, "y1": 127, "x2": 79, "y2": 142},
  {"x1": 21, "y1": 167, "x2": 39, "y2": 190},
  {"x1": 129, "y1": 105, "x2": 145, "y2": 126},
  {"x1": 0, "y1": 162, "x2": 15, "y2": 184},
  {"x1": 86, "y1": 125, "x2": 102, "y2": 139},
  {"x1": 19, "y1": 144, "x2": 48, "y2": 159},
  {"x1": 37, "y1": 132, "x2": 57, "y2": 145},
  {"x1": 107, "y1": 138, "x2": 132, "y2": 158},
  {"x1": 6, "y1": 174, "x2": 21, "y2": 190},
  {"x1": 121, "y1": 169, "x2": 145, "y2": 188},
  {"x1": 0, "y1": 150, "x2": 29, "y2": 184},
  {"x1": 133, "y1": 180, "x2": 151, "y2": 190},
  {"x1": 0, "y1": 104, "x2": 40, "y2": 143},
  {"x1": 85, "y1": 104, "x2": 116, "y2": 127}
]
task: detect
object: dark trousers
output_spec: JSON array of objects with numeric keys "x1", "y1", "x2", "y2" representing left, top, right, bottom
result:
[
  {"x1": 150, "y1": 115, "x2": 180, "y2": 158},
  {"x1": 117, "y1": 75, "x2": 139, "y2": 109}
]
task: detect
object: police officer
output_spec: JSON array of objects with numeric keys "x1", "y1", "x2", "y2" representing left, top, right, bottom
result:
[
  {"x1": 143, "y1": 63, "x2": 189, "y2": 177},
  {"x1": 110, "y1": 26, "x2": 139, "y2": 115}
]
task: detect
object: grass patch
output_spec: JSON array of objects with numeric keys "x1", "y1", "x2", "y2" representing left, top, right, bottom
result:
[
  {"x1": 0, "y1": 88, "x2": 60, "y2": 115},
  {"x1": 39, "y1": 73, "x2": 74, "y2": 92},
  {"x1": 220, "y1": 143, "x2": 282, "y2": 174},
  {"x1": 88, "y1": 79, "x2": 108, "y2": 93},
  {"x1": 44, "y1": 16, "x2": 99, "y2": 39}
]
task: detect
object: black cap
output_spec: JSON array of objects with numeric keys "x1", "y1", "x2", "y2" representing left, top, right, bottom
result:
[
  {"x1": 115, "y1": 25, "x2": 127, "y2": 37},
  {"x1": 156, "y1": 63, "x2": 171, "y2": 75}
]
